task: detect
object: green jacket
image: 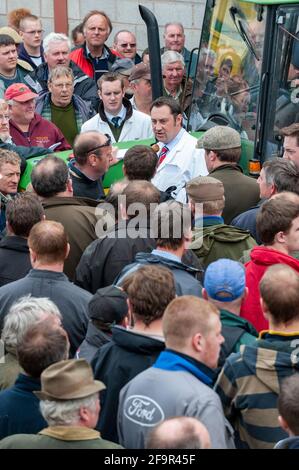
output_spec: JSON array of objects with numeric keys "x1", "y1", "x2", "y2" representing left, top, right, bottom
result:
[
  {"x1": 221, "y1": 309, "x2": 258, "y2": 351},
  {"x1": 190, "y1": 217, "x2": 257, "y2": 269},
  {"x1": 0, "y1": 426, "x2": 123, "y2": 449}
]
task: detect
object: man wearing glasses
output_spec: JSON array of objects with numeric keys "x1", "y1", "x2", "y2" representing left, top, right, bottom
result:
[
  {"x1": 18, "y1": 15, "x2": 45, "y2": 70},
  {"x1": 112, "y1": 30, "x2": 142, "y2": 65},
  {"x1": 70, "y1": 131, "x2": 114, "y2": 200}
]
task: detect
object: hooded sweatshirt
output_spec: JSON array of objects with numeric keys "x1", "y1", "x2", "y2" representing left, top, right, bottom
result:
[
  {"x1": 215, "y1": 332, "x2": 299, "y2": 448},
  {"x1": 190, "y1": 216, "x2": 256, "y2": 269},
  {"x1": 240, "y1": 246, "x2": 299, "y2": 331}
]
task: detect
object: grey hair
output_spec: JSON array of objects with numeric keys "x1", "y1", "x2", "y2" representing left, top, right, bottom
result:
[
  {"x1": 161, "y1": 50, "x2": 185, "y2": 69},
  {"x1": 1, "y1": 295, "x2": 61, "y2": 353},
  {"x1": 164, "y1": 23, "x2": 185, "y2": 34},
  {"x1": 48, "y1": 66, "x2": 74, "y2": 83},
  {"x1": 40, "y1": 393, "x2": 99, "y2": 426},
  {"x1": 43, "y1": 32, "x2": 71, "y2": 54}
]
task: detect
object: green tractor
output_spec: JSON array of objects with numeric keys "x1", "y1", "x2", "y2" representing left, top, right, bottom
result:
[
  {"x1": 141, "y1": 0, "x2": 299, "y2": 175},
  {"x1": 20, "y1": 0, "x2": 299, "y2": 189}
]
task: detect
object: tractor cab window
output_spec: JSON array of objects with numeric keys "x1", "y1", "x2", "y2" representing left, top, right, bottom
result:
[
  {"x1": 189, "y1": 0, "x2": 266, "y2": 161},
  {"x1": 265, "y1": 6, "x2": 299, "y2": 159}
]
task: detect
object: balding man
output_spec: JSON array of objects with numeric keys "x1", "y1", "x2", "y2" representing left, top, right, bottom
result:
[
  {"x1": 118, "y1": 296, "x2": 235, "y2": 449},
  {"x1": 112, "y1": 30, "x2": 141, "y2": 64},
  {"x1": 145, "y1": 417, "x2": 211, "y2": 449},
  {"x1": 70, "y1": 131, "x2": 114, "y2": 200},
  {"x1": 70, "y1": 10, "x2": 118, "y2": 83},
  {"x1": 216, "y1": 264, "x2": 299, "y2": 449},
  {"x1": 31, "y1": 156, "x2": 99, "y2": 281},
  {"x1": 0, "y1": 220, "x2": 91, "y2": 357},
  {"x1": 162, "y1": 23, "x2": 197, "y2": 78}
]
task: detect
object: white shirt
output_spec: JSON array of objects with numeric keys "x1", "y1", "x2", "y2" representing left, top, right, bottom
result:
[{"x1": 152, "y1": 128, "x2": 208, "y2": 202}]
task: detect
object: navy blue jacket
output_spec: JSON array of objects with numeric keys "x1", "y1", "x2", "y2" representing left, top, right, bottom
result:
[
  {"x1": 115, "y1": 250, "x2": 203, "y2": 297},
  {"x1": 0, "y1": 374, "x2": 46, "y2": 439}
]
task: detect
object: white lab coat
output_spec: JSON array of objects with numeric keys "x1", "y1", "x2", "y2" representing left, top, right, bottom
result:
[
  {"x1": 152, "y1": 129, "x2": 208, "y2": 202},
  {"x1": 81, "y1": 109, "x2": 153, "y2": 143}
]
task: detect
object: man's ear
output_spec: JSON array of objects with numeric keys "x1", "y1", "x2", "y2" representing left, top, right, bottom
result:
[
  {"x1": 29, "y1": 247, "x2": 37, "y2": 266},
  {"x1": 66, "y1": 177, "x2": 73, "y2": 194},
  {"x1": 275, "y1": 230, "x2": 286, "y2": 245},
  {"x1": 202, "y1": 288, "x2": 209, "y2": 301},
  {"x1": 64, "y1": 242, "x2": 70, "y2": 260},
  {"x1": 278, "y1": 415, "x2": 292, "y2": 435},
  {"x1": 192, "y1": 331, "x2": 203, "y2": 353},
  {"x1": 260, "y1": 297, "x2": 270, "y2": 320}
]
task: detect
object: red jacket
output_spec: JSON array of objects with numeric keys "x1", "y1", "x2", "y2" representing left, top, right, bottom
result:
[
  {"x1": 240, "y1": 246, "x2": 299, "y2": 331},
  {"x1": 70, "y1": 44, "x2": 120, "y2": 79},
  {"x1": 9, "y1": 113, "x2": 71, "y2": 151}
]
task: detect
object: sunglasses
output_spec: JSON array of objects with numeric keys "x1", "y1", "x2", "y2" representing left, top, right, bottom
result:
[
  {"x1": 87, "y1": 134, "x2": 111, "y2": 154},
  {"x1": 120, "y1": 43, "x2": 136, "y2": 48}
]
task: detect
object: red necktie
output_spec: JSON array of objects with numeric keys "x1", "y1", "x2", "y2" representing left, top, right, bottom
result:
[{"x1": 158, "y1": 146, "x2": 169, "y2": 166}]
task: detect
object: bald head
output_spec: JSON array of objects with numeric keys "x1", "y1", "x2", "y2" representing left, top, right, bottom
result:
[
  {"x1": 28, "y1": 220, "x2": 69, "y2": 264},
  {"x1": 146, "y1": 417, "x2": 211, "y2": 449},
  {"x1": 31, "y1": 156, "x2": 70, "y2": 198},
  {"x1": 260, "y1": 264, "x2": 299, "y2": 325},
  {"x1": 73, "y1": 131, "x2": 111, "y2": 166}
]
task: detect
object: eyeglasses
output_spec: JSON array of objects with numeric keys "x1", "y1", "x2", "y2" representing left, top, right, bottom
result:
[
  {"x1": 22, "y1": 29, "x2": 44, "y2": 35},
  {"x1": 87, "y1": 134, "x2": 111, "y2": 154},
  {"x1": 120, "y1": 43, "x2": 136, "y2": 48}
]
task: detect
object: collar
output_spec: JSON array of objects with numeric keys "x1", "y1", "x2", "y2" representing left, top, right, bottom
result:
[
  {"x1": 27, "y1": 269, "x2": 68, "y2": 281},
  {"x1": 85, "y1": 43, "x2": 109, "y2": 60},
  {"x1": 159, "y1": 127, "x2": 185, "y2": 152},
  {"x1": 39, "y1": 426, "x2": 100, "y2": 441},
  {"x1": 105, "y1": 105, "x2": 126, "y2": 123},
  {"x1": 259, "y1": 330, "x2": 299, "y2": 341},
  {"x1": 164, "y1": 85, "x2": 182, "y2": 100},
  {"x1": 201, "y1": 215, "x2": 224, "y2": 227},
  {"x1": 210, "y1": 164, "x2": 243, "y2": 174},
  {"x1": 153, "y1": 349, "x2": 215, "y2": 386},
  {"x1": 68, "y1": 159, "x2": 95, "y2": 183},
  {"x1": 151, "y1": 249, "x2": 181, "y2": 263}
]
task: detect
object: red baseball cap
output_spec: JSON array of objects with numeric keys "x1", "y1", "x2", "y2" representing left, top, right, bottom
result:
[{"x1": 4, "y1": 83, "x2": 38, "y2": 102}]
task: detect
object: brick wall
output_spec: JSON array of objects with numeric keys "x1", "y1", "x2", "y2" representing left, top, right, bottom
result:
[{"x1": 0, "y1": 0, "x2": 206, "y2": 53}]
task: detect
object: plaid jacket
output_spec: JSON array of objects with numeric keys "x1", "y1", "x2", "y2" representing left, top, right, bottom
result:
[{"x1": 215, "y1": 332, "x2": 299, "y2": 449}]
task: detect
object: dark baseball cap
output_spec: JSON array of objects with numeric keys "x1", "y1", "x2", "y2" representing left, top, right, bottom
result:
[{"x1": 88, "y1": 285, "x2": 128, "y2": 324}]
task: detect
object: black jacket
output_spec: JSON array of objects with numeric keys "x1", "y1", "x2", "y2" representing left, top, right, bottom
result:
[
  {"x1": 75, "y1": 219, "x2": 156, "y2": 293},
  {"x1": 32, "y1": 61, "x2": 99, "y2": 111},
  {"x1": 76, "y1": 322, "x2": 111, "y2": 364},
  {"x1": 0, "y1": 236, "x2": 31, "y2": 287},
  {"x1": 92, "y1": 325, "x2": 165, "y2": 443},
  {"x1": 0, "y1": 269, "x2": 91, "y2": 357},
  {"x1": 68, "y1": 159, "x2": 105, "y2": 200}
]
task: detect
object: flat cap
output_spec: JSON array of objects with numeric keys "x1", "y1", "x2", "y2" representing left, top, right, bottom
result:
[
  {"x1": 196, "y1": 126, "x2": 241, "y2": 150},
  {"x1": 129, "y1": 63, "x2": 151, "y2": 81},
  {"x1": 186, "y1": 176, "x2": 224, "y2": 203}
]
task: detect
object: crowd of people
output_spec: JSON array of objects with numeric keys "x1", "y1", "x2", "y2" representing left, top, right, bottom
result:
[{"x1": 0, "y1": 7, "x2": 299, "y2": 451}]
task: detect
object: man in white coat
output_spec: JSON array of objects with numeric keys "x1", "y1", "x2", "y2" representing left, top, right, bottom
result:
[
  {"x1": 150, "y1": 97, "x2": 208, "y2": 202},
  {"x1": 81, "y1": 72, "x2": 153, "y2": 143}
]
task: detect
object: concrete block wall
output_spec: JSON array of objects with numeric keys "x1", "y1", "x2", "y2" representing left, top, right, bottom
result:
[{"x1": 0, "y1": 0, "x2": 206, "y2": 53}]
